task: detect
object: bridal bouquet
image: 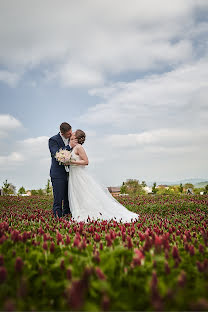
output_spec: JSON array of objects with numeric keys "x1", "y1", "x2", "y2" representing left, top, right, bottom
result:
[{"x1": 55, "y1": 148, "x2": 72, "y2": 165}]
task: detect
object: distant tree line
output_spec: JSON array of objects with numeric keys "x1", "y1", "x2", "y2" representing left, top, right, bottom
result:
[
  {"x1": 120, "y1": 180, "x2": 208, "y2": 196},
  {"x1": 120, "y1": 179, "x2": 147, "y2": 196},
  {"x1": 1, "y1": 179, "x2": 53, "y2": 196},
  {"x1": 1, "y1": 178, "x2": 208, "y2": 196}
]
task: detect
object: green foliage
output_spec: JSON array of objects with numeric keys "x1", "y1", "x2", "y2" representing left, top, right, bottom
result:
[
  {"x1": 179, "y1": 183, "x2": 183, "y2": 193},
  {"x1": 152, "y1": 182, "x2": 158, "y2": 194},
  {"x1": 120, "y1": 183, "x2": 127, "y2": 194},
  {"x1": 141, "y1": 181, "x2": 147, "y2": 187},
  {"x1": 194, "y1": 187, "x2": 205, "y2": 194},
  {"x1": 30, "y1": 189, "x2": 39, "y2": 196},
  {"x1": 30, "y1": 189, "x2": 45, "y2": 196},
  {"x1": 184, "y1": 183, "x2": 194, "y2": 189},
  {"x1": 122, "y1": 179, "x2": 146, "y2": 196},
  {"x1": 2, "y1": 179, "x2": 16, "y2": 195},
  {"x1": 204, "y1": 184, "x2": 208, "y2": 194},
  {"x1": 195, "y1": 181, "x2": 208, "y2": 188},
  {"x1": 45, "y1": 179, "x2": 52, "y2": 196},
  {"x1": 18, "y1": 186, "x2": 26, "y2": 195},
  {"x1": 37, "y1": 189, "x2": 44, "y2": 196}
]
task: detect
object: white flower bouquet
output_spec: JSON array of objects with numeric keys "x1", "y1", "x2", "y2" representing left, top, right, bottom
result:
[{"x1": 55, "y1": 148, "x2": 72, "y2": 165}]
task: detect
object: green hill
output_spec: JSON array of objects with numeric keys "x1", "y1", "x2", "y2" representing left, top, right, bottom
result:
[{"x1": 195, "y1": 181, "x2": 208, "y2": 188}]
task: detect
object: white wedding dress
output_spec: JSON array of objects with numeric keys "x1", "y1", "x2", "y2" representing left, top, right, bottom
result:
[{"x1": 68, "y1": 149, "x2": 139, "y2": 223}]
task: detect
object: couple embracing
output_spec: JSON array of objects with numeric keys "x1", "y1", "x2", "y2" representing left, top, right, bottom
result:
[{"x1": 49, "y1": 122, "x2": 139, "y2": 223}]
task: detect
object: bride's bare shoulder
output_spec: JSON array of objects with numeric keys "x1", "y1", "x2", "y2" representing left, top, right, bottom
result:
[{"x1": 74, "y1": 144, "x2": 85, "y2": 154}]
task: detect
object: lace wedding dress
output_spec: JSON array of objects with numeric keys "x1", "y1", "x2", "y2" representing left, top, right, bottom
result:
[{"x1": 68, "y1": 149, "x2": 139, "y2": 223}]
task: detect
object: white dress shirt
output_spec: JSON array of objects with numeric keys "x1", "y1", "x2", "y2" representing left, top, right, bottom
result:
[{"x1": 59, "y1": 132, "x2": 70, "y2": 173}]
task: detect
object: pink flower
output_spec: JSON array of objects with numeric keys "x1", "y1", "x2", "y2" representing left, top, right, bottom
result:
[
  {"x1": 65, "y1": 235, "x2": 71, "y2": 245},
  {"x1": 60, "y1": 259, "x2": 65, "y2": 270},
  {"x1": 43, "y1": 242, "x2": 48, "y2": 251},
  {"x1": 95, "y1": 267, "x2": 106, "y2": 280},
  {"x1": 66, "y1": 268, "x2": 72, "y2": 280},
  {"x1": 0, "y1": 266, "x2": 7, "y2": 283},
  {"x1": 155, "y1": 235, "x2": 162, "y2": 246},
  {"x1": 127, "y1": 235, "x2": 133, "y2": 249},
  {"x1": 105, "y1": 234, "x2": 112, "y2": 247},
  {"x1": 172, "y1": 246, "x2": 179, "y2": 259},
  {"x1": 131, "y1": 248, "x2": 144, "y2": 267},
  {"x1": 164, "y1": 262, "x2": 170, "y2": 274},
  {"x1": 94, "y1": 232, "x2": 101, "y2": 242},
  {"x1": 15, "y1": 257, "x2": 24, "y2": 272},
  {"x1": 101, "y1": 294, "x2": 110, "y2": 311},
  {"x1": 189, "y1": 245, "x2": 195, "y2": 256},
  {"x1": 50, "y1": 242, "x2": 55, "y2": 253},
  {"x1": 0, "y1": 255, "x2": 4, "y2": 266}
]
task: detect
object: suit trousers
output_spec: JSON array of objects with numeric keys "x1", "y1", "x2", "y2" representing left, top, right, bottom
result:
[{"x1": 51, "y1": 176, "x2": 70, "y2": 218}]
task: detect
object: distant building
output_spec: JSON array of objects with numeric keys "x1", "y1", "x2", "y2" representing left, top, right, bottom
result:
[
  {"x1": 157, "y1": 185, "x2": 169, "y2": 189},
  {"x1": 143, "y1": 186, "x2": 152, "y2": 194},
  {"x1": 108, "y1": 187, "x2": 120, "y2": 196},
  {"x1": 26, "y1": 190, "x2": 32, "y2": 196}
]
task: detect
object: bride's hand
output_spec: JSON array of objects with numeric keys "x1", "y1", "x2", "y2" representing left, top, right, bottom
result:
[{"x1": 69, "y1": 159, "x2": 77, "y2": 165}]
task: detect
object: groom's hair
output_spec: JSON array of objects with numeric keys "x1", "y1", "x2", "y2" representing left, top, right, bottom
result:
[{"x1": 60, "y1": 122, "x2": 71, "y2": 134}]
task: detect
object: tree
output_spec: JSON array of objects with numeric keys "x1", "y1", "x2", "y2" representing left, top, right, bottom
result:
[
  {"x1": 18, "y1": 186, "x2": 26, "y2": 195},
  {"x1": 45, "y1": 179, "x2": 52, "y2": 195},
  {"x1": 179, "y1": 183, "x2": 183, "y2": 193},
  {"x1": 2, "y1": 180, "x2": 10, "y2": 195},
  {"x1": 204, "y1": 184, "x2": 208, "y2": 194},
  {"x1": 120, "y1": 182, "x2": 127, "y2": 194},
  {"x1": 2, "y1": 180, "x2": 16, "y2": 195},
  {"x1": 124, "y1": 179, "x2": 145, "y2": 195},
  {"x1": 38, "y1": 189, "x2": 44, "y2": 196},
  {"x1": 31, "y1": 189, "x2": 39, "y2": 196},
  {"x1": 152, "y1": 182, "x2": 158, "y2": 194},
  {"x1": 184, "y1": 183, "x2": 194, "y2": 190},
  {"x1": 141, "y1": 181, "x2": 147, "y2": 187}
]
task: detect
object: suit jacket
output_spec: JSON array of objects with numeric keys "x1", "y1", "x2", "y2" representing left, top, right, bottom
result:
[{"x1": 49, "y1": 133, "x2": 71, "y2": 179}]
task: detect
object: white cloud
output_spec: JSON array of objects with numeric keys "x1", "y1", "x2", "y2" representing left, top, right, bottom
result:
[
  {"x1": 0, "y1": 152, "x2": 24, "y2": 167},
  {"x1": 18, "y1": 136, "x2": 50, "y2": 160},
  {"x1": 77, "y1": 58, "x2": 208, "y2": 185},
  {"x1": 0, "y1": 135, "x2": 50, "y2": 189},
  {"x1": 0, "y1": 70, "x2": 20, "y2": 87},
  {"x1": 59, "y1": 63, "x2": 104, "y2": 87},
  {"x1": 0, "y1": 0, "x2": 207, "y2": 86},
  {"x1": 0, "y1": 136, "x2": 49, "y2": 167},
  {"x1": 0, "y1": 114, "x2": 22, "y2": 138},
  {"x1": 80, "y1": 58, "x2": 208, "y2": 129},
  {"x1": 105, "y1": 128, "x2": 208, "y2": 149}
]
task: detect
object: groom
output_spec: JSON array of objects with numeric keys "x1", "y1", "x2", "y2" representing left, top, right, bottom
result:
[{"x1": 49, "y1": 122, "x2": 75, "y2": 218}]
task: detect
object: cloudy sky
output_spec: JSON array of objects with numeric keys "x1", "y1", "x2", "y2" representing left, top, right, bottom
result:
[{"x1": 0, "y1": 0, "x2": 208, "y2": 191}]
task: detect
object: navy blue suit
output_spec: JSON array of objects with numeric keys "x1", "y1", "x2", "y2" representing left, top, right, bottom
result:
[{"x1": 48, "y1": 133, "x2": 71, "y2": 218}]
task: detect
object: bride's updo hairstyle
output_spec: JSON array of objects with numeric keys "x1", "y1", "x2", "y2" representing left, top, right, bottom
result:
[{"x1": 75, "y1": 129, "x2": 86, "y2": 145}]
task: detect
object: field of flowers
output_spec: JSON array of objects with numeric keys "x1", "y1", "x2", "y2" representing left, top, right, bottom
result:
[{"x1": 0, "y1": 194, "x2": 208, "y2": 311}]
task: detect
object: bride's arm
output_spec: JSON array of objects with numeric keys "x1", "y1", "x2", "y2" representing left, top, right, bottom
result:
[{"x1": 70, "y1": 145, "x2": 89, "y2": 166}]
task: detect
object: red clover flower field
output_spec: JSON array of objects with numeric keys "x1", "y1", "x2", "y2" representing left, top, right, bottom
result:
[{"x1": 0, "y1": 195, "x2": 208, "y2": 311}]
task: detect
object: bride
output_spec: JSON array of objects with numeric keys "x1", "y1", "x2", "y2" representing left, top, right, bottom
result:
[{"x1": 68, "y1": 129, "x2": 139, "y2": 223}]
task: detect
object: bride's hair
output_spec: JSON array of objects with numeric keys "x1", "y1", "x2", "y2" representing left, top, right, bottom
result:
[{"x1": 75, "y1": 129, "x2": 86, "y2": 145}]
